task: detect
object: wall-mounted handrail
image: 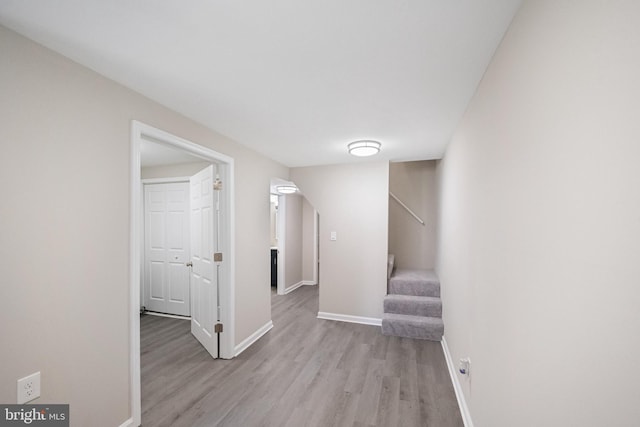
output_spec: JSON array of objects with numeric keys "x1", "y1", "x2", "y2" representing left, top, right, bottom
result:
[{"x1": 389, "y1": 192, "x2": 425, "y2": 225}]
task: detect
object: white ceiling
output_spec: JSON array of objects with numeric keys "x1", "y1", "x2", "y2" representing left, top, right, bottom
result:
[{"x1": 0, "y1": 0, "x2": 522, "y2": 167}]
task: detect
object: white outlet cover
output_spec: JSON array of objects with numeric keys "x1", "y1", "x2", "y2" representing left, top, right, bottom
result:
[
  {"x1": 330, "y1": 231, "x2": 337, "y2": 241},
  {"x1": 17, "y1": 371, "x2": 41, "y2": 404}
]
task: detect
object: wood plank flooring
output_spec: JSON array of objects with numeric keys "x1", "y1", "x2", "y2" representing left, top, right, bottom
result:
[{"x1": 141, "y1": 285, "x2": 463, "y2": 427}]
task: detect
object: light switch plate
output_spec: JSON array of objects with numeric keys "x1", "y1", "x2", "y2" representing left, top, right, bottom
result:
[{"x1": 330, "y1": 231, "x2": 337, "y2": 241}]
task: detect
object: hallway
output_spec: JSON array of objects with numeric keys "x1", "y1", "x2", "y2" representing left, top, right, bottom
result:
[{"x1": 141, "y1": 285, "x2": 462, "y2": 426}]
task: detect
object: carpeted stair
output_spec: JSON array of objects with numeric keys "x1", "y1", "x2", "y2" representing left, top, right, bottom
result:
[{"x1": 382, "y1": 267, "x2": 444, "y2": 341}]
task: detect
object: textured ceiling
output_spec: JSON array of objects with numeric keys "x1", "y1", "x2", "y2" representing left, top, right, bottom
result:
[{"x1": 0, "y1": 0, "x2": 522, "y2": 167}]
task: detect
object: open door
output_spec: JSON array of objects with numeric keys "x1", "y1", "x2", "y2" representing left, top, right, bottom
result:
[{"x1": 190, "y1": 165, "x2": 218, "y2": 358}]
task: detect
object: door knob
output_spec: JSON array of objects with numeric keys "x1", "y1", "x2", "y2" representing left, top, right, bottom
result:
[{"x1": 186, "y1": 262, "x2": 193, "y2": 267}]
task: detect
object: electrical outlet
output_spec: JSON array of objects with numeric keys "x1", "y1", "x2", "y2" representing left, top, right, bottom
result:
[{"x1": 17, "y1": 372, "x2": 41, "y2": 404}]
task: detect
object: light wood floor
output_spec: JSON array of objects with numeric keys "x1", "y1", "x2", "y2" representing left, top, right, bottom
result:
[{"x1": 141, "y1": 285, "x2": 463, "y2": 427}]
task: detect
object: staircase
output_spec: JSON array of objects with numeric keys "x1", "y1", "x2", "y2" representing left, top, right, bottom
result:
[{"x1": 382, "y1": 268, "x2": 444, "y2": 341}]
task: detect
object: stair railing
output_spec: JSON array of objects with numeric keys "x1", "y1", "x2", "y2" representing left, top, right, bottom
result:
[{"x1": 389, "y1": 192, "x2": 425, "y2": 225}]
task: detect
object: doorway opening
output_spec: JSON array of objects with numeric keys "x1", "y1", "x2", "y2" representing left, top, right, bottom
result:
[
  {"x1": 129, "y1": 121, "x2": 235, "y2": 426},
  {"x1": 142, "y1": 178, "x2": 192, "y2": 318},
  {"x1": 269, "y1": 178, "x2": 319, "y2": 297}
]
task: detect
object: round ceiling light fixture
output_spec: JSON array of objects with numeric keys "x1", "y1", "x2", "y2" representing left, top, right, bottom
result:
[
  {"x1": 348, "y1": 140, "x2": 381, "y2": 157},
  {"x1": 276, "y1": 185, "x2": 297, "y2": 194}
]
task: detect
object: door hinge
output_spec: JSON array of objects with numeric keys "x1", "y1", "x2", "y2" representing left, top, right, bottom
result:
[
  {"x1": 214, "y1": 323, "x2": 223, "y2": 333},
  {"x1": 214, "y1": 252, "x2": 223, "y2": 262},
  {"x1": 213, "y1": 178, "x2": 223, "y2": 191}
]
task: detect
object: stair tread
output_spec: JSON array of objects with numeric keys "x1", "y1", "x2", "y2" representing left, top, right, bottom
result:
[
  {"x1": 389, "y1": 284, "x2": 440, "y2": 297},
  {"x1": 384, "y1": 294, "x2": 441, "y2": 303},
  {"x1": 384, "y1": 294, "x2": 442, "y2": 317},
  {"x1": 389, "y1": 269, "x2": 440, "y2": 297},
  {"x1": 389, "y1": 268, "x2": 439, "y2": 284},
  {"x1": 382, "y1": 312, "x2": 444, "y2": 324},
  {"x1": 381, "y1": 312, "x2": 444, "y2": 341}
]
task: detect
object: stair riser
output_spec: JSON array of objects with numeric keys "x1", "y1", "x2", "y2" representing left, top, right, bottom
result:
[
  {"x1": 388, "y1": 282, "x2": 440, "y2": 297},
  {"x1": 384, "y1": 299, "x2": 442, "y2": 317},
  {"x1": 381, "y1": 319, "x2": 443, "y2": 341}
]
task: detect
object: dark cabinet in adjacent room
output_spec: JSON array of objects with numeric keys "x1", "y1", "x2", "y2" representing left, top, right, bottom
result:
[{"x1": 271, "y1": 248, "x2": 277, "y2": 287}]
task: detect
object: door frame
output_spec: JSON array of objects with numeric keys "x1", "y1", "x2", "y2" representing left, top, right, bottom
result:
[
  {"x1": 129, "y1": 121, "x2": 235, "y2": 427},
  {"x1": 312, "y1": 209, "x2": 319, "y2": 285}
]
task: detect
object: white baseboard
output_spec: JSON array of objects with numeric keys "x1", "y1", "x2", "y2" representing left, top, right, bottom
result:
[
  {"x1": 118, "y1": 417, "x2": 134, "y2": 427},
  {"x1": 284, "y1": 281, "x2": 305, "y2": 294},
  {"x1": 234, "y1": 320, "x2": 273, "y2": 356},
  {"x1": 441, "y1": 336, "x2": 474, "y2": 427},
  {"x1": 302, "y1": 280, "x2": 317, "y2": 286},
  {"x1": 317, "y1": 311, "x2": 382, "y2": 326}
]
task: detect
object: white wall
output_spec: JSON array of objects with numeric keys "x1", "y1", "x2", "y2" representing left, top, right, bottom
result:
[
  {"x1": 437, "y1": 1, "x2": 640, "y2": 426},
  {"x1": 0, "y1": 25, "x2": 287, "y2": 426},
  {"x1": 302, "y1": 197, "x2": 316, "y2": 283},
  {"x1": 141, "y1": 161, "x2": 210, "y2": 179},
  {"x1": 270, "y1": 195, "x2": 278, "y2": 248},
  {"x1": 284, "y1": 194, "x2": 303, "y2": 290},
  {"x1": 388, "y1": 160, "x2": 437, "y2": 269},
  {"x1": 291, "y1": 162, "x2": 388, "y2": 319}
]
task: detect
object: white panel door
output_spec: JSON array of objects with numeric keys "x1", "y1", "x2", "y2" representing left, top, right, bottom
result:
[
  {"x1": 143, "y1": 183, "x2": 190, "y2": 316},
  {"x1": 190, "y1": 165, "x2": 218, "y2": 359}
]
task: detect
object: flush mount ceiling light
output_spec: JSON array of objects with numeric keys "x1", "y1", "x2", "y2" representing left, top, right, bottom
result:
[
  {"x1": 276, "y1": 185, "x2": 297, "y2": 194},
  {"x1": 348, "y1": 140, "x2": 381, "y2": 157}
]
